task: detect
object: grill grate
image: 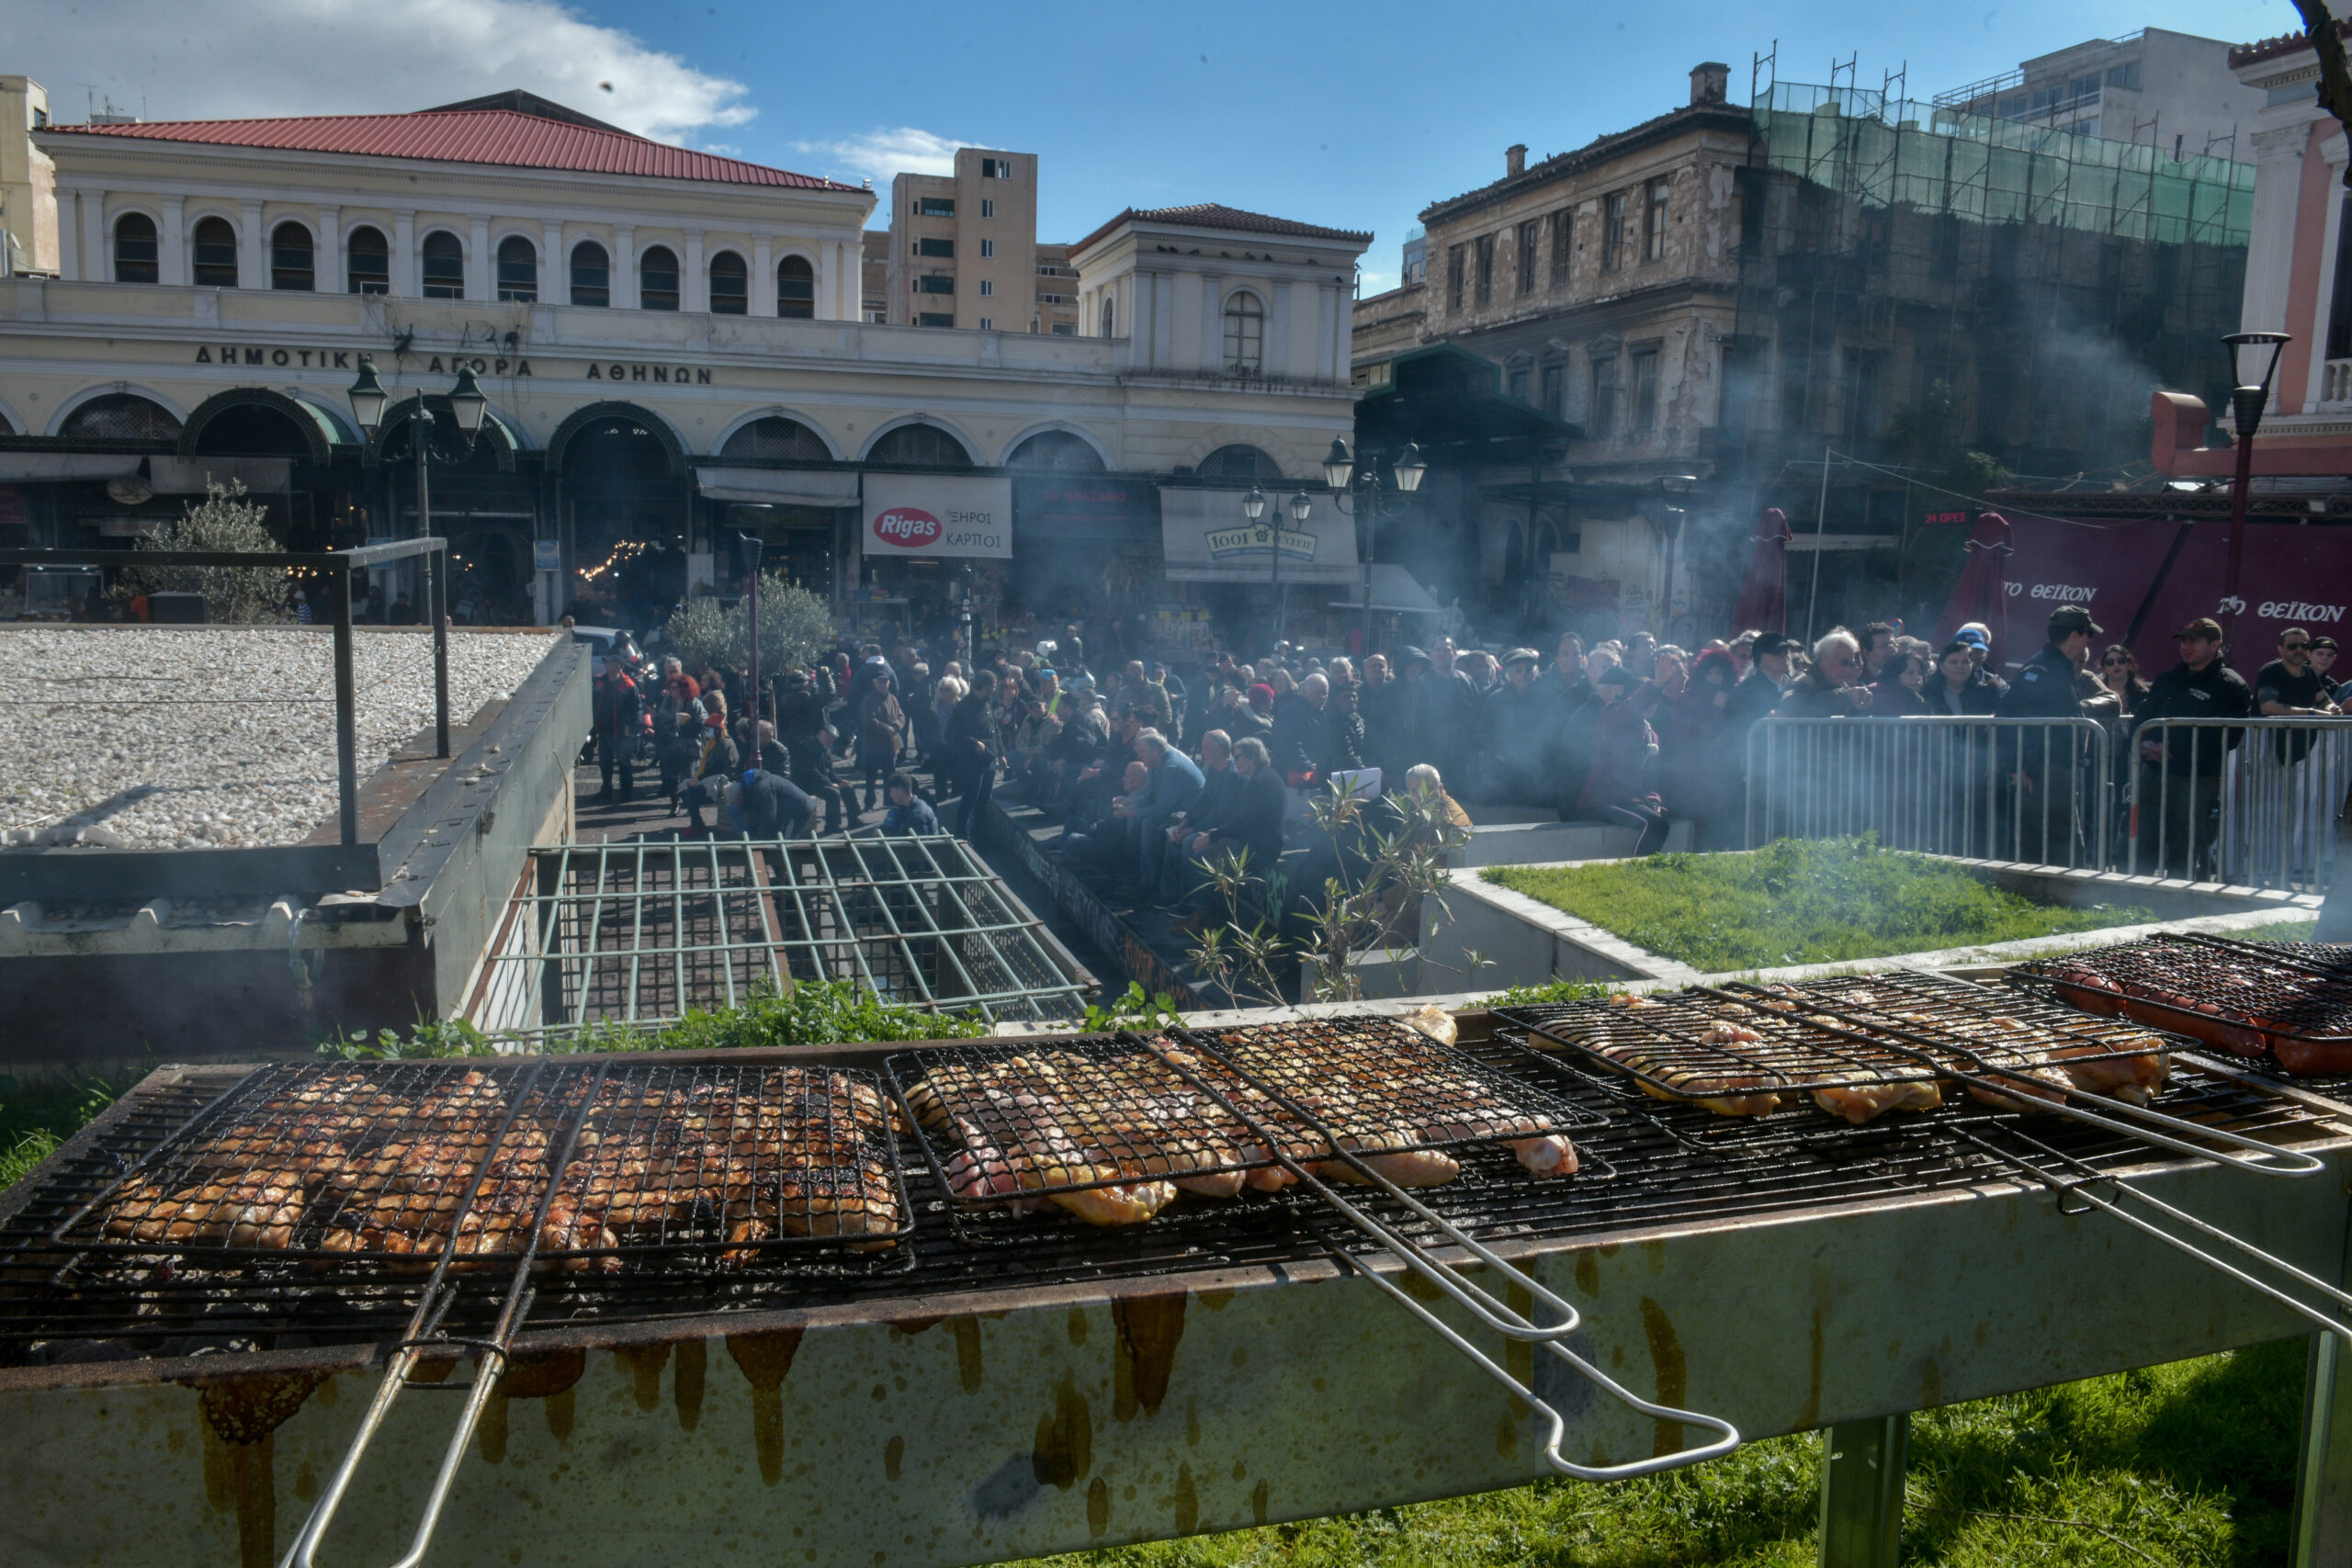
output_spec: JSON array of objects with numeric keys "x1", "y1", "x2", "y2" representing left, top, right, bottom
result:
[
  {"x1": 0, "y1": 1021, "x2": 2341, "y2": 1368},
  {"x1": 471, "y1": 837, "x2": 1090, "y2": 1037},
  {"x1": 2015, "y1": 935, "x2": 2352, "y2": 1074},
  {"x1": 1498, "y1": 972, "x2": 2173, "y2": 1110},
  {"x1": 42, "y1": 1061, "x2": 914, "y2": 1296}
]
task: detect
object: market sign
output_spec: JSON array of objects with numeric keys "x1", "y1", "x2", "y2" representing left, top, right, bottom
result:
[
  {"x1": 1158, "y1": 488, "x2": 1359, "y2": 584},
  {"x1": 860, "y1": 474, "x2": 1012, "y2": 559},
  {"x1": 1012, "y1": 478, "x2": 1157, "y2": 538}
]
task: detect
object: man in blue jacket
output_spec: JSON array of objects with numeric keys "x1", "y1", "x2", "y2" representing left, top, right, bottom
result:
[{"x1": 1126, "y1": 728, "x2": 1204, "y2": 893}]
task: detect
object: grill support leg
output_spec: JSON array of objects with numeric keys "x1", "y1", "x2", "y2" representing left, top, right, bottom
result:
[
  {"x1": 1817, "y1": 1413, "x2": 1907, "y2": 1568},
  {"x1": 2293, "y1": 1335, "x2": 2352, "y2": 1565}
]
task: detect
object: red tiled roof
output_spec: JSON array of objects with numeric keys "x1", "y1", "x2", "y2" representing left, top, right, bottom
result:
[
  {"x1": 2231, "y1": 22, "x2": 2349, "y2": 70},
  {"x1": 42, "y1": 107, "x2": 865, "y2": 192},
  {"x1": 1072, "y1": 202, "x2": 1371, "y2": 258}
]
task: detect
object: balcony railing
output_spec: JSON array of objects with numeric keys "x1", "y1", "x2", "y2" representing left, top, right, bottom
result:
[{"x1": 2326, "y1": 359, "x2": 2352, "y2": 406}]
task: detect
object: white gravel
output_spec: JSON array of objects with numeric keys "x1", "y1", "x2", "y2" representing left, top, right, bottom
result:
[{"x1": 0, "y1": 627, "x2": 560, "y2": 851}]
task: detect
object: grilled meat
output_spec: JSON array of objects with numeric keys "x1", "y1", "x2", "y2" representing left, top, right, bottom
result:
[{"x1": 1811, "y1": 1077, "x2": 1944, "y2": 1125}]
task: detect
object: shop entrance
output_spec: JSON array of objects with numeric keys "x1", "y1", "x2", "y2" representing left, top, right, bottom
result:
[{"x1": 560, "y1": 414, "x2": 687, "y2": 633}]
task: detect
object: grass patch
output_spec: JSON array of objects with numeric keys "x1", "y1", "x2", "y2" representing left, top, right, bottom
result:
[
  {"x1": 2232, "y1": 919, "x2": 2320, "y2": 944},
  {"x1": 1484, "y1": 838, "x2": 2156, "y2": 972},
  {"x1": 1013, "y1": 1342, "x2": 2304, "y2": 1568},
  {"x1": 0, "y1": 1070, "x2": 128, "y2": 1190}
]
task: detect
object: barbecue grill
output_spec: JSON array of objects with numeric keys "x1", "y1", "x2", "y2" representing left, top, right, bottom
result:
[
  {"x1": 1497, "y1": 971, "x2": 2352, "y2": 1342},
  {"x1": 2015, "y1": 932, "x2": 2352, "y2": 1073},
  {"x1": 3, "y1": 999, "x2": 2349, "y2": 1568}
]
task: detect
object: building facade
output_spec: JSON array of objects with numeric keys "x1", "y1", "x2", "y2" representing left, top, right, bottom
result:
[
  {"x1": 1355, "y1": 59, "x2": 2254, "y2": 645},
  {"x1": 0, "y1": 87, "x2": 1364, "y2": 649},
  {"x1": 1934, "y1": 28, "x2": 2265, "y2": 164}
]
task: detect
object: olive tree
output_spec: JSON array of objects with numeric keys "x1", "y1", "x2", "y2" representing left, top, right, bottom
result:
[
  {"x1": 660, "y1": 571, "x2": 835, "y2": 676},
  {"x1": 116, "y1": 481, "x2": 288, "y2": 623}
]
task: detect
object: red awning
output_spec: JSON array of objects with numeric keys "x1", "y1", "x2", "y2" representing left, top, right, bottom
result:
[
  {"x1": 2127, "y1": 522, "x2": 2352, "y2": 674},
  {"x1": 1731, "y1": 508, "x2": 1792, "y2": 634}
]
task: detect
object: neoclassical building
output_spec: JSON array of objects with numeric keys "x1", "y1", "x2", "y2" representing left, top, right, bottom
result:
[{"x1": 0, "y1": 86, "x2": 1367, "y2": 639}]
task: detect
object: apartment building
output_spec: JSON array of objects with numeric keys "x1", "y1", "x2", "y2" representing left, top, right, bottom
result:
[
  {"x1": 883, "y1": 147, "x2": 1075, "y2": 333},
  {"x1": 1933, "y1": 28, "x2": 2265, "y2": 163}
]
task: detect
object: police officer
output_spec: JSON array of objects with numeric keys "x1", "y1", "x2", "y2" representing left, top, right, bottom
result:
[{"x1": 1995, "y1": 604, "x2": 2118, "y2": 863}]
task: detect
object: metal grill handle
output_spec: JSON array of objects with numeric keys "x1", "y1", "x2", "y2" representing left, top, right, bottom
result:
[
  {"x1": 1322, "y1": 1236, "x2": 1743, "y2": 1481},
  {"x1": 1962, "y1": 1124, "x2": 2352, "y2": 1346},
  {"x1": 1146, "y1": 1032, "x2": 1743, "y2": 1479},
  {"x1": 280, "y1": 1063, "x2": 608, "y2": 1568}
]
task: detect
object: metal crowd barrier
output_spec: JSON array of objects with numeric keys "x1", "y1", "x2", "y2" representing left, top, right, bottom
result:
[
  {"x1": 2128, "y1": 717, "x2": 2352, "y2": 895},
  {"x1": 1744, "y1": 716, "x2": 2113, "y2": 870},
  {"x1": 1742, "y1": 713, "x2": 2352, "y2": 894}
]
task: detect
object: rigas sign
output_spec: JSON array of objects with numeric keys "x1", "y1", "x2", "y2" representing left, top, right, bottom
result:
[{"x1": 860, "y1": 474, "x2": 1012, "y2": 559}]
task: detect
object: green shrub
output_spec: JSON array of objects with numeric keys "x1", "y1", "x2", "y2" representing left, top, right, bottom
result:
[
  {"x1": 660, "y1": 570, "x2": 834, "y2": 678},
  {"x1": 320, "y1": 981, "x2": 987, "y2": 1059}
]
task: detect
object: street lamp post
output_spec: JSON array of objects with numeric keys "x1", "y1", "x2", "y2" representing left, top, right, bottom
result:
[
  {"x1": 1321, "y1": 437, "x2": 1427, "y2": 656},
  {"x1": 347, "y1": 355, "x2": 489, "y2": 758},
  {"x1": 739, "y1": 529, "x2": 766, "y2": 726},
  {"x1": 2221, "y1": 331, "x2": 2290, "y2": 652},
  {"x1": 1241, "y1": 485, "x2": 1317, "y2": 650}
]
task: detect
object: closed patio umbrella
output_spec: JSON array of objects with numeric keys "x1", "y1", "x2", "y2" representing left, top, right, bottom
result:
[{"x1": 1731, "y1": 508, "x2": 1792, "y2": 634}]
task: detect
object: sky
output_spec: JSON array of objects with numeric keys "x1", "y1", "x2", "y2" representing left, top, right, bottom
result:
[{"x1": 1, "y1": 0, "x2": 2312, "y2": 291}]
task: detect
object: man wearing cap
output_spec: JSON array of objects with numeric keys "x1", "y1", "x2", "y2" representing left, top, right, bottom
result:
[
  {"x1": 2130, "y1": 618, "x2": 2251, "y2": 877},
  {"x1": 1996, "y1": 604, "x2": 2119, "y2": 863},
  {"x1": 1482, "y1": 648, "x2": 1551, "y2": 803}
]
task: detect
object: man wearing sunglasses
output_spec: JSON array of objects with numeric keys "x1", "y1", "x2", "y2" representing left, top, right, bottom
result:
[{"x1": 2256, "y1": 627, "x2": 2339, "y2": 874}]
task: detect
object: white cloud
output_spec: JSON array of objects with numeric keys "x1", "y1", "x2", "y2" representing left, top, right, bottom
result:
[
  {"x1": 789, "y1": 128, "x2": 967, "y2": 190},
  {"x1": 2, "y1": 0, "x2": 752, "y2": 143}
]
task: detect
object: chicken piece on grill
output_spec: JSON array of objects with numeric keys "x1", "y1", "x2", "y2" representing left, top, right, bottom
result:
[
  {"x1": 1967, "y1": 1065, "x2": 2073, "y2": 1112},
  {"x1": 1810, "y1": 1077, "x2": 1944, "y2": 1126},
  {"x1": 106, "y1": 1169, "x2": 309, "y2": 1249},
  {"x1": 1172, "y1": 1171, "x2": 1250, "y2": 1198},
  {"x1": 2047, "y1": 1037, "x2": 2170, "y2": 1107},
  {"x1": 1509, "y1": 1134, "x2": 1578, "y2": 1178}
]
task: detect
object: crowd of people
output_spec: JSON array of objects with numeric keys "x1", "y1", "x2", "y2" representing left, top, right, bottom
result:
[{"x1": 585, "y1": 602, "x2": 2345, "y2": 891}]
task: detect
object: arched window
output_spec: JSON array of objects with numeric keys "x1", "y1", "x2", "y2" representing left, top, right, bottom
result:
[
  {"x1": 1100, "y1": 297, "x2": 1114, "y2": 337},
  {"x1": 776, "y1": 254, "x2": 814, "y2": 318},
  {"x1": 708, "y1": 251, "x2": 748, "y2": 314},
  {"x1": 720, "y1": 417, "x2": 831, "y2": 462},
  {"x1": 61, "y1": 393, "x2": 182, "y2": 442},
  {"x1": 112, "y1": 212, "x2": 158, "y2": 284},
  {"x1": 570, "y1": 241, "x2": 609, "y2": 307},
  {"x1": 865, "y1": 423, "x2": 972, "y2": 468},
  {"x1": 1196, "y1": 444, "x2": 1284, "y2": 482},
  {"x1": 1222, "y1": 291, "x2": 1265, "y2": 376},
  {"x1": 346, "y1": 226, "x2": 389, "y2": 294},
  {"x1": 496, "y1": 235, "x2": 537, "y2": 302},
  {"x1": 1006, "y1": 430, "x2": 1106, "y2": 472},
  {"x1": 420, "y1": 231, "x2": 464, "y2": 299},
  {"x1": 270, "y1": 222, "x2": 313, "y2": 291},
  {"x1": 192, "y1": 216, "x2": 239, "y2": 288},
  {"x1": 639, "y1": 245, "x2": 680, "y2": 310}
]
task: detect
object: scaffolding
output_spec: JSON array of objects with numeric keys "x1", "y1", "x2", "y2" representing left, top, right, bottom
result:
[
  {"x1": 468, "y1": 836, "x2": 1092, "y2": 1039},
  {"x1": 1704, "y1": 71, "x2": 2256, "y2": 632}
]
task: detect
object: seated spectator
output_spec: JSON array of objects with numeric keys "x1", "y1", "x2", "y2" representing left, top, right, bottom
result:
[
  {"x1": 878, "y1": 771, "x2": 941, "y2": 835},
  {"x1": 790, "y1": 718, "x2": 854, "y2": 835},
  {"x1": 1481, "y1": 649, "x2": 1551, "y2": 803},
  {"x1": 1064, "y1": 760, "x2": 1151, "y2": 873},
  {"x1": 1159, "y1": 730, "x2": 1239, "y2": 903},
  {"x1": 1129, "y1": 728, "x2": 1205, "y2": 892},
  {"x1": 1173, "y1": 736, "x2": 1285, "y2": 932}
]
